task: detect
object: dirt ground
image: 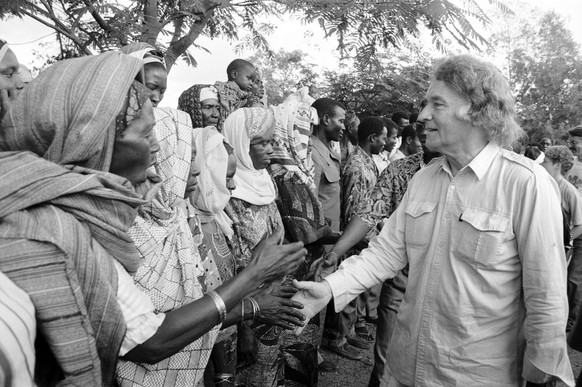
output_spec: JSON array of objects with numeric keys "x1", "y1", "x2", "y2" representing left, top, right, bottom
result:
[{"x1": 319, "y1": 323, "x2": 582, "y2": 386}]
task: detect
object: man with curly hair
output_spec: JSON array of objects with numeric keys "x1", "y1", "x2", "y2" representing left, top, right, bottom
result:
[{"x1": 293, "y1": 55, "x2": 574, "y2": 387}]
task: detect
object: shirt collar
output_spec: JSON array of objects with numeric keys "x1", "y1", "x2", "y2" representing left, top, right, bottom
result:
[
  {"x1": 465, "y1": 142, "x2": 500, "y2": 180},
  {"x1": 433, "y1": 142, "x2": 499, "y2": 180},
  {"x1": 311, "y1": 135, "x2": 340, "y2": 161}
]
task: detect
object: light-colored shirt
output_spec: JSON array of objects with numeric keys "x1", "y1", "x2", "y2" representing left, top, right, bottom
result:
[
  {"x1": 560, "y1": 178, "x2": 582, "y2": 228},
  {"x1": 113, "y1": 260, "x2": 165, "y2": 356},
  {"x1": 325, "y1": 142, "x2": 574, "y2": 386},
  {"x1": 0, "y1": 272, "x2": 36, "y2": 387},
  {"x1": 389, "y1": 148, "x2": 406, "y2": 162},
  {"x1": 567, "y1": 158, "x2": 582, "y2": 195},
  {"x1": 312, "y1": 135, "x2": 341, "y2": 231},
  {"x1": 373, "y1": 151, "x2": 390, "y2": 174}
]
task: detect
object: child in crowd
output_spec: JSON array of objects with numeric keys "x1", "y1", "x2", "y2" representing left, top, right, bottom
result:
[{"x1": 214, "y1": 58, "x2": 257, "y2": 130}]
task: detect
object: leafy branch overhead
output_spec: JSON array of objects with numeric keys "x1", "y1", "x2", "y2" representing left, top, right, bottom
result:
[{"x1": 2, "y1": 0, "x2": 511, "y2": 72}]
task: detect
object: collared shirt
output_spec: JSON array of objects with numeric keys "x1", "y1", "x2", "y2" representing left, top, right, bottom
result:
[
  {"x1": 341, "y1": 146, "x2": 379, "y2": 233},
  {"x1": 311, "y1": 135, "x2": 341, "y2": 231},
  {"x1": 373, "y1": 150, "x2": 390, "y2": 174},
  {"x1": 326, "y1": 142, "x2": 574, "y2": 386},
  {"x1": 389, "y1": 148, "x2": 406, "y2": 162}
]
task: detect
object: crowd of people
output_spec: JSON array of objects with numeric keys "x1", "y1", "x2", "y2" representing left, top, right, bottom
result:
[{"x1": 0, "y1": 36, "x2": 581, "y2": 387}]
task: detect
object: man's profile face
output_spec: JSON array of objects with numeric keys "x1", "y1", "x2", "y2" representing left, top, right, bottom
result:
[
  {"x1": 417, "y1": 80, "x2": 473, "y2": 156},
  {"x1": 324, "y1": 106, "x2": 345, "y2": 142},
  {"x1": 568, "y1": 135, "x2": 582, "y2": 161},
  {"x1": 383, "y1": 127, "x2": 398, "y2": 153},
  {"x1": 371, "y1": 127, "x2": 388, "y2": 155},
  {"x1": 406, "y1": 136, "x2": 423, "y2": 155}
]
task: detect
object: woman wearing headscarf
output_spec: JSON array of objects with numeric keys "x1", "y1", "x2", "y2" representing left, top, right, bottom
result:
[
  {"x1": 0, "y1": 52, "x2": 306, "y2": 386},
  {"x1": 192, "y1": 126, "x2": 310, "y2": 386},
  {"x1": 178, "y1": 84, "x2": 221, "y2": 129},
  {"x1": 222, "y1": 107, "x2": 294, "y2": 386},
  {"x1": 120, "y1": 42, "x2": 168, "y2": 108}
]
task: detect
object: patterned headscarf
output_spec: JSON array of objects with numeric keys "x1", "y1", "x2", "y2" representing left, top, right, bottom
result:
[
  {"x1": 269, "y1": 87, "x2": 318, "y2": 191},
  {"x1": 0, "y1": 51, "x2": 148, "y2": 386},
  {"x1": 222, "y1": 107, "x2": 277, "y2": 205},
  {"x1": 117, "y1": 107, "x2": 218, "y2": 386},
  {"x1": 178, "y1": 83, "x2": 214, "y2": 128},
  {"x1": 191, "y1": 126, "x2": 234, "y2": 238}
]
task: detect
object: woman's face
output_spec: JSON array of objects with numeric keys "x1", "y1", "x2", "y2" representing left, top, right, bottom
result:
[
  {"x1": 109, "y1": 99, "x2": 160, "y2": 185},
  {"x1": 249, "y1": 133, "x2": 273, "y2": 169},
  {"x1": 143, "y1": 65, "x2": 167, "y2": 107},
  {"x1": 185, "y1": 143, "x2": 200, "y2": 197},
  {"x1": 226, "y1": 153, "x2": 237, "y2": 192},
  {"x1": 200, "y1": 98, "x2": 220, "y2": 127}
]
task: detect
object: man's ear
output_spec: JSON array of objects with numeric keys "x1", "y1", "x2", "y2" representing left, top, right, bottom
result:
[
  {"x1": 369, "y1": 134, "x2": 377, "y2": 143},
  {"x1": 406, "y1": 137, "x2": 413, "y2": 145},
  {"x1": 321, "y1": 114, "x2": 330, "y2": 126}
]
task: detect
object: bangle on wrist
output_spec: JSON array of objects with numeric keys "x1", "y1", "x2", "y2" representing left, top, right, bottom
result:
[
  {"x1": 248, "y1": 296, "x2": 260, "y2": 319},
  {"x1": 241, "y1": 298, "x2": 245, "y2": 323},
  {"x1": 208, "y1": 290, "x2": 227, "y2": 324}
]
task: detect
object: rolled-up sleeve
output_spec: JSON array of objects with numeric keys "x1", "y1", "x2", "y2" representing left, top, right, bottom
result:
[
  {"x1": 325, "y1": 190, "x2": 410, "y2": 312},
  {"x1": 516, "y1": 172, "x2": 574, "y2": 386},
  {"x1": 113, "y1": 260, "x2": 165, "y2": 357}
]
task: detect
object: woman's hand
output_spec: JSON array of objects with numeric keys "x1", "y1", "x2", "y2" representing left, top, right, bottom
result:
[
  {"x1": 253, "y1": 284, "x2": 305, "y2": 330},
  {"x1": 247, "y1": 227, "x2": 306, "y2": 283}
]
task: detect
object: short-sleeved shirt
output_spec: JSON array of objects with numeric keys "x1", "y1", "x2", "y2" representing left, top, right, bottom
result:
[
  {"x1": 567, "y1": 158, "x2": 582, "y2": 195},
  {"x1": 311, "y1": 135, "x2": 341, "y2": 231},
  {"x1": 559, "y1": 178, "x2": 582, "y2": 228},
  {"x1": 341, "y1": 146, "x2": 378, "y2": 238}
]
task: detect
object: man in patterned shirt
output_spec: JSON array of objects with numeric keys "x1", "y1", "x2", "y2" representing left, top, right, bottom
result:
[{"x1": 339, "y1": 116, "x2": 387, "y2": 350}]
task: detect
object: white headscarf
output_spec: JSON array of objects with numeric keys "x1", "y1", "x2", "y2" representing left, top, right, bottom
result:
[
  {"x1": 192, "y1": 126, "x2": 234, "y2": 238},
  {"x1": 222, "y1": 108, "x2": 277, "y2": 205}
]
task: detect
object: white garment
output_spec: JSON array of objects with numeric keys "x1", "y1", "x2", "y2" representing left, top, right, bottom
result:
[
  {"x1": 222, "y1": 108, "x2": 277, "y2": 205},
  {"x1": 114, "y1": 260, "x2": 165, "y2": 356},
  {"x1": 326, "y1": 143, "x2": 574, "y2": 386},
  {"x1": 0, "y1": 272, "x2": 36, "y2": 387}
]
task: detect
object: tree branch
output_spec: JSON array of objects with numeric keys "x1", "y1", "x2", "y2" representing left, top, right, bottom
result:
[
  {"x1": 20, "y1": 9, "x2": 92, "y2": 55},
  {"x1": 141, "y1": 0, "x2": 161, "y2": 44},
  {"x1": 163, "y1": 0, "x2": 222, "y2": 71},
  {"x1": 81, "y1": 0, "x2": 112, "y2": 33}
]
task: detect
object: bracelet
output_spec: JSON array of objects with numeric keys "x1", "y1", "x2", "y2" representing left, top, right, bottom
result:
[
  {"x1": 213, "y1": 373, "x2": 234, "y2": 385},
  {"x1": 241, "y1": 298, "x2": 246, "y2": 323},
  {"x1": 248, "y1": 296, "x2": 260, "y2": 319},
  {"x1": 208, "y1": 290, "x2": 227, "y2": 324}
]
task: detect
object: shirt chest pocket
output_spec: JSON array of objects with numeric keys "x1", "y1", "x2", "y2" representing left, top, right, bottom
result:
[
  {"x1": 323, "y1": 164, "x2": 340, "y2": 184},
  {"x1": 453, "y1": 208, "x2": 509, "y2": 269},
  {"x1": 404, "y1": 201, "x2": 438, "y2": 250}
]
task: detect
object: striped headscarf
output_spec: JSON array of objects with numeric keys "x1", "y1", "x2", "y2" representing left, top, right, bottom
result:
[
  {"x1": 269, "y1": 87, "x2": 318, "y2": 191},
  {"x1": 0, "y1": 52, "x2": 149, "y2": 386},
  {"x1": 117, "y1": 107, "x2": 218, "y2": 386}
]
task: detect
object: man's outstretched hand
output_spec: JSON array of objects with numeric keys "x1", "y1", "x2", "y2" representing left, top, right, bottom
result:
[{"x1": 290, "y1": 279, "x2": 333, "y2": 335}]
